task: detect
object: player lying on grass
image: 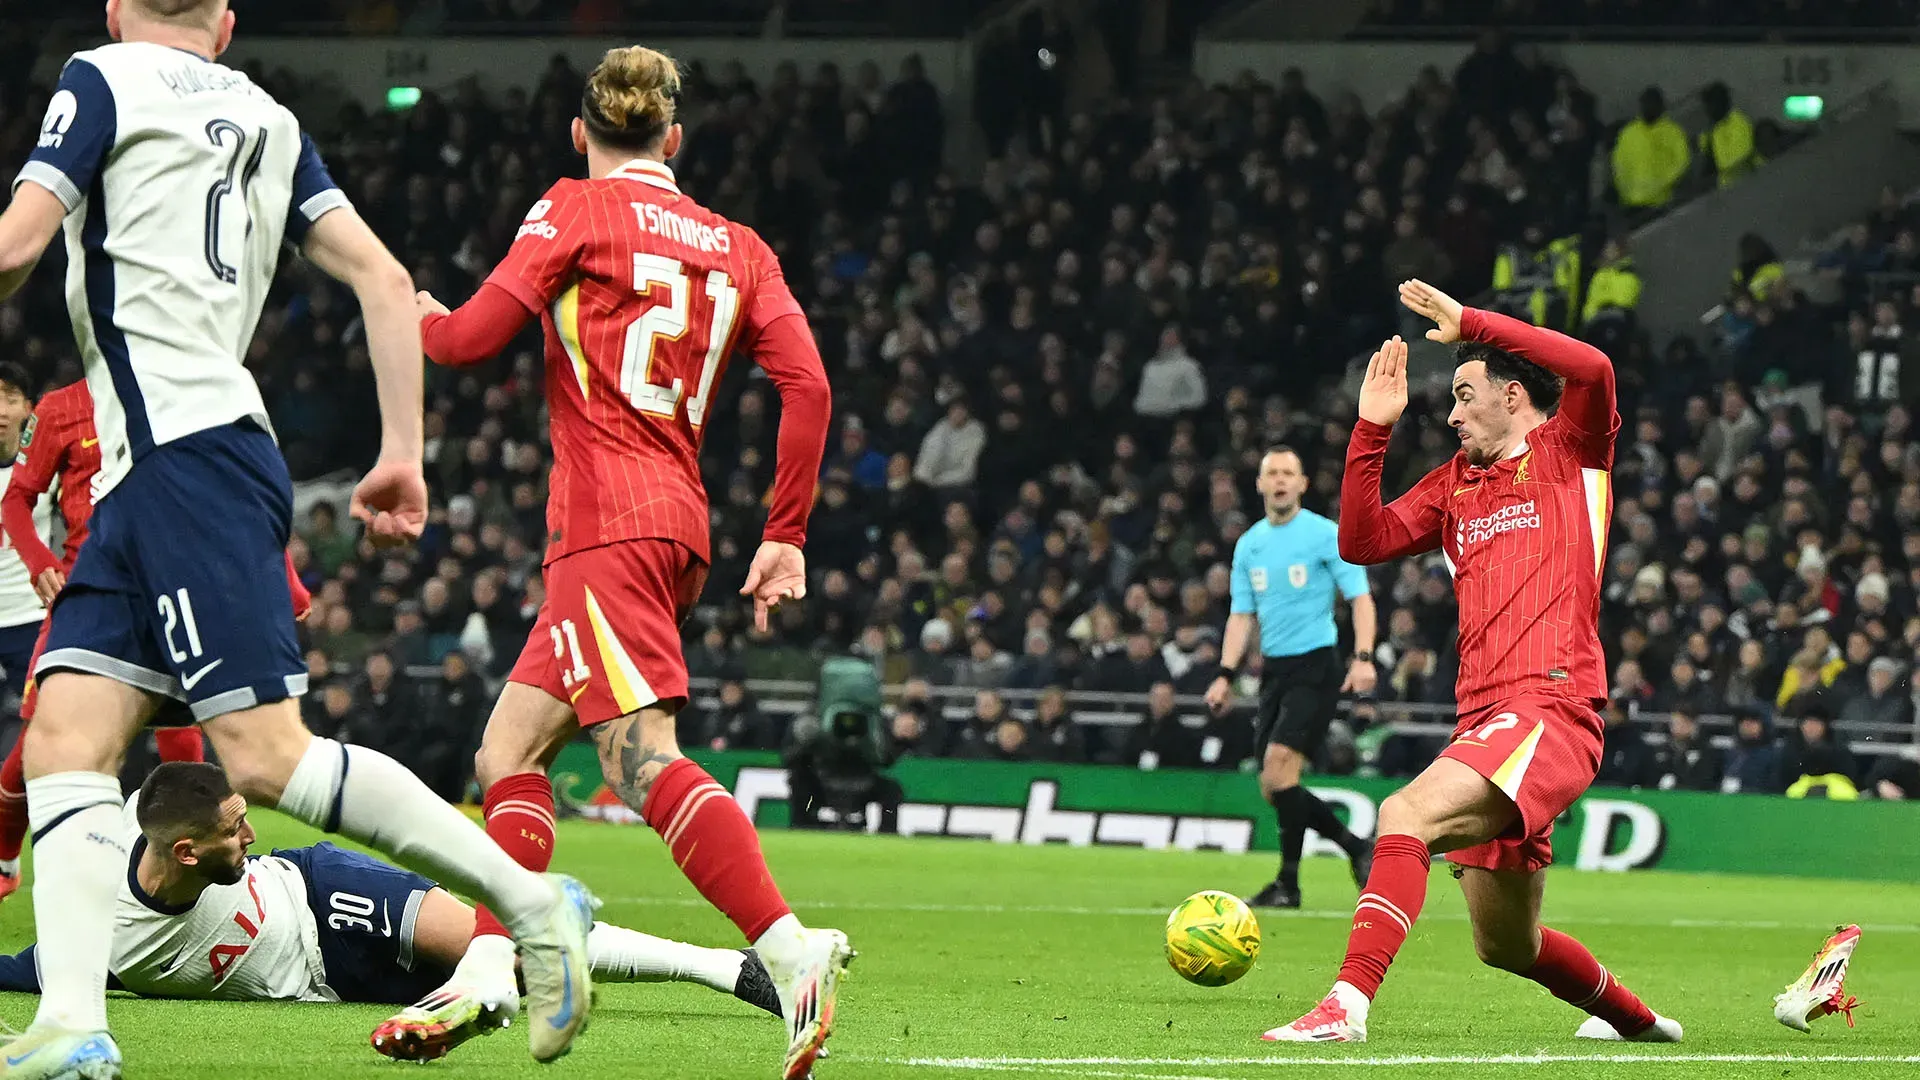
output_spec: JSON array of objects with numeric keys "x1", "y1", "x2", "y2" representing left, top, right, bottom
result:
[
  {"x1": 1266, "y1": 281, "x2": 1681, "y2": 1044},
  {"x1": 0, "y1": 763, "x2": 779, "y2": 1036}
]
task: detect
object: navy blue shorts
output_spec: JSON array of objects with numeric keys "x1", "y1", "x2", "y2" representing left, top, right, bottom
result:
[
  {"x1": 0, "y1": 621, "x2": 40, "y2": 699},
  {"x1": 36, "y1": 421, "x2": 305, "y2": 721},
  {"x1": 272, "y1": 842, "x2": 447, "y2": 1006}
]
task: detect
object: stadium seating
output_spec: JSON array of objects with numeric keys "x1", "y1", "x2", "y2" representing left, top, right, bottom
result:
[{"x1": 0, "y1": 13, "x2": 1913, "y2": 804}]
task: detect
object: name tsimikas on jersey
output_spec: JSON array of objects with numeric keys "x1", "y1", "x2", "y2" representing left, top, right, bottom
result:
[
  {"x1": 1461, "y1": 500, "x2": 1541, "y2": 545},
  {"x1": 516, "y1": 198, "x2": 733, "y2": 254}
]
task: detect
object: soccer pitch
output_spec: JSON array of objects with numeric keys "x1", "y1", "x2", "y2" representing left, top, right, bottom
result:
[{"x1": 2, "y1": 814, "x2": 1915, "y2": 1080}]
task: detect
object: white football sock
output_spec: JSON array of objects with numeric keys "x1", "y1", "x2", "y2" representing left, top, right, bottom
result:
[
  {"x1": 445, "y1": 932, "x2": 519, "y2": 1000},
  {"x1": 0, "y1": 857, "x2": 18, "y2": 877},
  {"x1": 589, "y1": 922, "x2": 743, "y2": 993},
  {"x1": 26, "y1": 772, "x2": 125, "y2": 1033},
  {"x1": 751, "y1": 912, "x2": 807, "y2": 979},
  {"x1": 278, "y1": 738, "x2": 553, "y2": 935}
]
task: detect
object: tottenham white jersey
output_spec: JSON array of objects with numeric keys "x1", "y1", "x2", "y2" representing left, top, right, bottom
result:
[
  {"x1": 111, "y1": 797, "x2": 330, "y2": 1003},
  {"x1": 0, "y1": 462, "x2": 52, "y2": 629},
  {"x1": 13, "y1": 42, "x2": 349, "y2": 499}
]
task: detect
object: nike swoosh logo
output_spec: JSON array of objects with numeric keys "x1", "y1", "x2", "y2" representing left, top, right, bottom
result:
[
  {"x1": 548, "y1": 951, "x2": 576, "y2": 1030},
  {"x1": 81, "y1": 437, "x2": 98, "y2": 448},
  {"x1": 381, "y1": 900, "x2": 392, "y2": 937},
  {"x1": 180, "y1": 659, "x2": 223, "y2": 691},
  {"x1": 6, "y1": 1052, "x2": 34, "y2": 1066}
]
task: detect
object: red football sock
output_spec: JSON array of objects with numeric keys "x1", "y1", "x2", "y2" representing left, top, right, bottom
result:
[
  {"x1": 471, "y1": 772, "x2": 558, "y2": 940},
  {"x1": 641, "y1": 757, "x2": 792, "y2": 941},
  {"x1": 1335, "y1": 833, "x2": 1433, "y2": 998},
  {"x1": 154, "y1": 728, "x2": 205, "y2": 763},
  {"x1": 0, "y1": 739, "x2": 24, "y2": 862},
  {"x1": 1523, "y1": 927, "x2": 1656, "y2": 1036}
]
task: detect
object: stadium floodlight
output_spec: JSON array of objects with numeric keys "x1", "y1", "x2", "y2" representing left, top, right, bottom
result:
[
  {"x1": 387, "y1": 86, "x2": 424, "y2": 110},
  {"x1": 1783, "y1": 95, "x2": 1824, "y2": 122}
]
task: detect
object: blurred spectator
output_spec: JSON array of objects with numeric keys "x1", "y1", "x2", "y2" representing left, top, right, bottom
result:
[
  {"x1": 1612, "y1": 87, "x2": 1691, "y2": 215},
  {"x1": 1721, "y1": 709, "x2": 1782, "y2": 794},
  {"x1": 949, "y1": 689, "x2": 1009, "y2": 759},
  {"x1": 1837, "y1": 656, "x2": 1913, "y2": 737},
  {"x1": 1645, "y1": 708, "x2": 1723, "y2": 791},
  {"x1": 1698, "y1": 82, "x2": 1761, "y2": 190},
  {"x1": 1120, "y1": 681, "x2": 1207, "y2": 770},
  {"x1": 701, "y1": 675, "x2": 778, "y2": 750},
  {"x1": 1867, "y1": 749, "x2": 1920, "y2": 799},
  {"x1": 1597, "y1": 702, "x2": 1649, "y2": 787},
  {"x1": 1778, "y1": 705, "x2": 1861, "y2": 798},
  {"x1": 1133, "y1": 326, "x2": 1207, "y2": 420},
  {"x1": 913, "y1": 399, "x2": 986, "y2": 491},
  {"x1": 1029, "y1": 686, "x2": 1088, "y2": 762}
]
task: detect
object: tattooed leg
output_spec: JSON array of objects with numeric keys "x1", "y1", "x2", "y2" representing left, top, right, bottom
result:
[{"x1": 591, "y1": 706, "x2": 684, "y2": 811}]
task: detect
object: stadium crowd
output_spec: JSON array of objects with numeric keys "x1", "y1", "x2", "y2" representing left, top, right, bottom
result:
[{"x1": 0, "y1": 26, "x2": 1916, "y2": 802}]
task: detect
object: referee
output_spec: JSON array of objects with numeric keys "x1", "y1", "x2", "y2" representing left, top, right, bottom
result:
[{"x1": 1206, "y1": 447, "x2": 1377, "y2": 909}]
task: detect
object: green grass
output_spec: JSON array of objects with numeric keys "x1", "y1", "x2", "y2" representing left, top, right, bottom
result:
[{"x1": 3, "y1": 814, "x2": 1916, "y2": 1079}]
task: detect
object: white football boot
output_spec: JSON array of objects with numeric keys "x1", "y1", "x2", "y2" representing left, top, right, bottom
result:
[{"x1": 1774, "y1": 924, "x2": 1862, "y2": 1032}]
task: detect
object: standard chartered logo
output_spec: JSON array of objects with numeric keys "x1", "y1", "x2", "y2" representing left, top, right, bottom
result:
[{"x1": 1462, "y1": 500, "x2": 1541, "y2": 545}]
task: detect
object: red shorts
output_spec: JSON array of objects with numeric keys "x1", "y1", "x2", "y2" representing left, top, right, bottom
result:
[
  {"x1": 508, "y1": 539, "x2": 708, "y2": 726},
  {"x1": 1440, "y1": 691, "x2": 1603, "y2": 874},
  {"x1": 18, "y1": 617, "x2": 52, "y2": 722}
]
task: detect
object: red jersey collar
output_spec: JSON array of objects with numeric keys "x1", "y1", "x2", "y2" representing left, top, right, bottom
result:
[{"x1": 608, "y1": 158, "x2": 681, "y2": 195}]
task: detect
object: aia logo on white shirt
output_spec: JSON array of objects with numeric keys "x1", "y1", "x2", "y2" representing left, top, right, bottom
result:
[
  {"x1": 38, "y1": 89, "x2": 77, "y2": 149},
  {"x1": 1458, "y1": 500, "x2": 1541, "y2": 547}
]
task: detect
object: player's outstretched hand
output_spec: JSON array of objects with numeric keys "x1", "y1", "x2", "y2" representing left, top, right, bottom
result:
[
  {"x1": 415, "y1": 290, "x2": 450, "y2": 319},
  {"x1": 1357, "y1": 336, "x2": 1409, "y2": 426},
  {"x1": 1398, "y1": 278, "x2": 1463, "y2": 343},
  {"x1": 741, "y1": 540, "x2": 807, "y2": 633},
  {"x1": 31, "y1": 567, "x2": 63, "y2": 607},
  {"x1": 351, "y1": 459, "x2": 429, "y2": 549}
]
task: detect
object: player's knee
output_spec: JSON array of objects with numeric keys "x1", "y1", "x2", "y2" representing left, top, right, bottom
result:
[
  {"x1": 201, "y1": 702, "x2": 311, "y2": 804},
  {"x1": 21, "y1": 714, "x2": 119, "y2": 775},
  {"x1": 1262, "y1": 746, "x2": 1304, "y2": 787},
  {"x1": 1472, "y1": 930, "x2": 1538, "y2": 973}
]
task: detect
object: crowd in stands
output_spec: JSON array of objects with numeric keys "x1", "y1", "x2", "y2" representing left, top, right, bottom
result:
[
  {"x1": 236, "y1": 0, "x2": 986, "y2": 35},
  {"x1": 1361, "y1": 0, "x2": 1920, "y2": 31},
  {"x1": 0, "y1": 23, "x2": 1917, "y2": 802}
]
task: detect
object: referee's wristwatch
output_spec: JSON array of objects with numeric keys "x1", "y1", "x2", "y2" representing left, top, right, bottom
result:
[{"x1": 1352, "y1": 650, "x2": 1375, "y2": 664}]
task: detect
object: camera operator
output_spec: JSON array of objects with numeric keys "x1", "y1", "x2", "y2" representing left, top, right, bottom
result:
[{"x1": 785, "y1": 657, "x2": 905, "y2": 833}]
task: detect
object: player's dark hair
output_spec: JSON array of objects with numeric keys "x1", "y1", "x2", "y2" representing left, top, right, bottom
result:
[
  {"x1": 136, "y1": 762, "x2": 234, "y2": 844},
  {"x1": 1458, "y1": 342, "x2": 1563, "y2": 415},
  {"x1": 1262, "y1": 444, "x2": 1301, "y2": 464},
  {"x1": 0, "y1": 362, "x2": 37, "y2": 402}
]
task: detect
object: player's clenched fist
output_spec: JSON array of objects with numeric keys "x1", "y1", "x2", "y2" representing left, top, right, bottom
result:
[
  {"x1": 1357, "y1": 335, "x2": 1409, "y2": 427},
  {"x1": 351, "y1": 459, "x2": 429, "y2": 548}
]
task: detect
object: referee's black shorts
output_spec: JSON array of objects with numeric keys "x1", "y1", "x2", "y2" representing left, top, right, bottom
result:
[{"x1": 1254, "y1": 646, "x2": 1344, "y2": 756}]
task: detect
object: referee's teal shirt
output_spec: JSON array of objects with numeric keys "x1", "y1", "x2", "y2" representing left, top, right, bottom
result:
[{"x1": 1229, "y1": 509, "x2": 1370, "y2": 658}]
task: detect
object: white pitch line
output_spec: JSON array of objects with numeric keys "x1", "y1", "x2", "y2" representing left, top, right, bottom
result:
[
  {"x1": 894, "y1": 1053, "x2": 1920, "y2": 1074},
  {"x1": 600, "y1": 896, "x2": 1920, "y2": 935}
]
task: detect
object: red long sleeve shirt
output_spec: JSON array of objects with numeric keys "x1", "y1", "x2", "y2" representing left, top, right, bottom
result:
[
  {"x1": 423, "y1": 161, "x2": 830, "y2": 562},
  {"x1": 1339, "y1": 308, "x2": 1620, "y2": 712}
]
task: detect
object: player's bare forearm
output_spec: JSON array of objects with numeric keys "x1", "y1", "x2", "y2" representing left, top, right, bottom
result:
[
  {"x1": 1220, "y1": 612, "x2": 1255, "y2": 672},
  {"x1": 1339, "y1": 420, "x2": 1442, "y2": 564},
  {"x1": 755, "y1": 314, "x2": 832, "y2": 545},
  {"x1": 1460, "y1": 306, "x2": 1617, "y2": 436},
  {"x1": 303, "y1": 209, "x2": 424, "y2": 461},
  {"x1": 0, "y1": 185, "x2": 65, "y2": 302}
]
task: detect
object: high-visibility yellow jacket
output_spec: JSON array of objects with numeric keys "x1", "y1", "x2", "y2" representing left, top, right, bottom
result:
[
  {"x1": 1700, "y1": 109, "x2": 1763, "y2": 188},
  {"x1": 1613, "y1": 116, "x2": 1692, "y2": 209}
]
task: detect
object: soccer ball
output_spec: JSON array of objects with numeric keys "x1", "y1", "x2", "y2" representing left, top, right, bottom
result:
[{"x1": 1164, "y1": 890, "x2": 1261, "y2": 986}]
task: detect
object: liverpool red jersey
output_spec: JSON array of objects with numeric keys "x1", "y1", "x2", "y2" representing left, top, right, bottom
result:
[
  {"x1": 483, "y1": 159, "x2": 807, "y2": 565},
  {"x1": 1340, "y1": 308, "x2": 1619, "y2": 713},
  {"x1": 1, "y1": 380, "x2": 101, "y2": 577}
]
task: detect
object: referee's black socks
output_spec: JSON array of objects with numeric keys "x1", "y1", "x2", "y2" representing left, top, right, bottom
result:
[{"x1": 1271, "y1": 786, "x2": 1362, "y2": 887}]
